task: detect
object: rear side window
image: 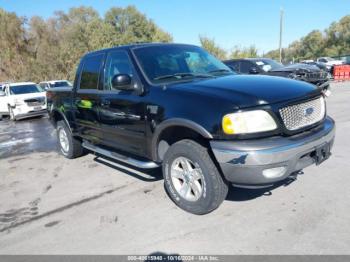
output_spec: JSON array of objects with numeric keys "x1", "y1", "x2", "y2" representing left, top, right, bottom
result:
[{"x1": 79, "y1": 54, "x2": 104, "y2": 90}]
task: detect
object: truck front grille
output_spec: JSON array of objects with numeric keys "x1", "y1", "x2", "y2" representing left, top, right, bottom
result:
[
  {"x1": 279, "y1": 96, "x2": 325, "y2": 131},
  {"x1": 24, "y1": 98, "x2": 46, "y2": 107}
]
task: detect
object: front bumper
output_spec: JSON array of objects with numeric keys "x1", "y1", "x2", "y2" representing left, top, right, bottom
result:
[
  {"x1": 210, "y1": 117, "x2": 335, "y2": 187},
  {"x1": 12, "y1": 104, "x2": 47, "y2": 120}
]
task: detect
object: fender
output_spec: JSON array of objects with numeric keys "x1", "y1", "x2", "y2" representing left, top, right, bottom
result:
[
  {"x1": 151, "y1": 118, "x2": 213, "y2": 161},
  {"x1": 50, "y1": 108, "x2": 72, "y2": 133}
]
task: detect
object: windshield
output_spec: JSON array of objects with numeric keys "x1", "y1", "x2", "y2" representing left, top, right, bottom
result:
[
  {"x1": 9, "y1": 85, "x2": 43, "y2": 95},
  {"x1": 49, "y1": 81, "x2": 72, "y2": 88},
  {"x1": 133, "y1": 45, "x2": 233, "y2": 84},
  {"x1": 253, "y1": 59, "x2": 284, "y2": 72}
]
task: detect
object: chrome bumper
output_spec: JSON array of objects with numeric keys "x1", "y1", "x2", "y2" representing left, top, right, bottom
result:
[
  {"x1": 210, "y1": 117, "x2": 335, "y2": 187},
  {"x1": 14, "y1": 110, "x2": 47, "y2": 120}
]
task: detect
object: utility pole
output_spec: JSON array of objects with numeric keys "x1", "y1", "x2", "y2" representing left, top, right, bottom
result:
[{"x1": 279, "y1": 8, "x2": 284, "y2": 63}]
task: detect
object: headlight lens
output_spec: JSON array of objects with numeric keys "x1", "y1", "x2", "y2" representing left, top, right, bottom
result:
[
  {"x1": 14, "y1": 99, "x2": 24, "y2": 106},
  {"x1": 222, "y1": 110, "x2": 277, "y2": 135}
]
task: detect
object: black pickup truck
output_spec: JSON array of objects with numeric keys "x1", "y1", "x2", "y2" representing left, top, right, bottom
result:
[{"x1": 47, "y1": 43, "x2": 335, "y2": 215}]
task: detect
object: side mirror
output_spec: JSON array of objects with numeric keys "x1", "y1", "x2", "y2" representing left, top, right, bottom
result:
[
  {"x1": 111, "y1": 74, "x2": 134, "y2": 91},
  {"x1": 249, "y1": 67, "x2": 259, "y2": 74},
  {"x1": 0, "y1": 91, "x2": 5, "y2": 97}
]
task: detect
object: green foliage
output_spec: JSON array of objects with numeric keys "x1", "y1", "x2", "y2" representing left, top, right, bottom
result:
[
  {"x1": 0, "y1": 6, "x2": 172, "y2": 82},
  {"x1": 199, "y1": 36, "x2": 227, "y2": 60},
  {"x1": 229, "y1": 45, "x2": 258, "y2": 59},
  {"x1": 266, "y1": 15, "x2": 350, "y2": 62}
]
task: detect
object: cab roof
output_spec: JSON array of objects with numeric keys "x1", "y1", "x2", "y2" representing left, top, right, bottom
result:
[
  {"x1": 84, "y1": 42, "x2": 197, "y2": 57},
  {"x1": 8, "y1": 82, "x2": 36, "y2": 87}
]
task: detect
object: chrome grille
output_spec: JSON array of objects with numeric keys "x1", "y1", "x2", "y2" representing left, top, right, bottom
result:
[
  {"x1": 279, "y1": 96, "x2": 325, "y2": 131},
  {"x1": 25, "y1": 97, "x2": 46, "y2": 107}
]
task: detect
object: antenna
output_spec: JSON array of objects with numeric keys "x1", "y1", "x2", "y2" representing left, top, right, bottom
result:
[{"x1": 279, "y1": 8, "x2": 284, "y2": 63}]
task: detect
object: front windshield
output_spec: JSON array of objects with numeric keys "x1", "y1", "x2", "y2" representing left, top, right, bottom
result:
[
  {"x1": 325, "y1": 57, "x2": 335, "y2": 61},
  {"x1": 10, "y1": 85, "x2": 43, "y2": 95},
  {"x1": 254, "y1": 59, "x2": 284, "y2": 72},
  {"x1": 133, "y1": 45, "x2": 233, "y2": 84},
  {"x1": 50, "y1": 81, "x2": 72, "y2": 88}
]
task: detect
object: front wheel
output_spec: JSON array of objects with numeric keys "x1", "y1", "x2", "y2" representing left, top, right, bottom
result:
[{"x1": 163, "y1": 139, "x2": 228, "y2": 215}]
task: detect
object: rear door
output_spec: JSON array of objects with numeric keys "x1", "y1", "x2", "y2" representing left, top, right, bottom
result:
[
  {"x1": 98, "y1": 50, "x2": 147, "y2": 157},
  {"x1": 73, "y1": 53, "x2": 105, "y2": 143}
]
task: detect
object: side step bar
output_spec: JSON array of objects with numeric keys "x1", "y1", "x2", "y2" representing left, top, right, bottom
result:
[{"x1": 82, "y1": 141, "x2": 159, "y2": 169}]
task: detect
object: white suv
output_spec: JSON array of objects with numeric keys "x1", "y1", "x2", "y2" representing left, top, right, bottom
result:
[
  {"x1": 0, "y1": 82, "x2": 47, "y2": 120},
  {"x1": 39, "y1": 80, "x2": 72, "y2": 90},
  {"x1": 317, "y1": 57, "x2": 344, "y2": 66}
]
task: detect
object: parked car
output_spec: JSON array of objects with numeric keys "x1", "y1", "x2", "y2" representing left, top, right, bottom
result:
[
  {"x1": 47, "y1": 43, "x2": 335, "y2": 215},
  {"x1": 301, "y1": 60, "x2": 332, "y2": 78},
  {"x1": 317, "y1": 57, "x2": 344, "y2": 66},
  {"x1": 223, "y1": 58, "x2": 330, "y2": 91},
  {"x1": 0, "y1": 82, "x2": 47, "y2": 120},
  {"x1": 39, "y1": 80, "x2": 72, "y2": 90}
]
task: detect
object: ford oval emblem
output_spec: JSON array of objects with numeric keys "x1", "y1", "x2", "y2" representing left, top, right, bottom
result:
[{"x1": 304, "y1": 107, "x2": 314, "y2": 116}]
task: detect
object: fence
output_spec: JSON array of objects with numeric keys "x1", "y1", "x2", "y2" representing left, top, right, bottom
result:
[{"x1": 333, "y1": 65, "x2": 350, "y2": 81}]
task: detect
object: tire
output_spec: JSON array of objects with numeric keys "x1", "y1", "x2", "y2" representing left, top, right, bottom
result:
[
  {"x1": 8, "y1": 106, "x2": 15, "y2": 121},
  {"x1": 163, "y1": 139, "x2": 228, "y2": 215},
  {"x1": 56, "y1": 120, "x2": 84, "y2": 159}
]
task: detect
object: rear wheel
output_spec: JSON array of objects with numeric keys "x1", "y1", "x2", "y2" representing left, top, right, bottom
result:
[
  {"x1": 57, "y1": 121, "x2": 84, "y2": 159},
  {"x1": 163, "y1": 139, "x2": 228, "y2": 215}
]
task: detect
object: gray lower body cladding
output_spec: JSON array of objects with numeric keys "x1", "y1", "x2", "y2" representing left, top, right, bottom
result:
[{"x1": 210, "y1": 117, "x2": 335, "y2": 187}]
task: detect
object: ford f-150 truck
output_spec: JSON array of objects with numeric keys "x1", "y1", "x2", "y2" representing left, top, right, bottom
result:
[{"x1": 47, "y1": 43, "x2": 335, "y2": 215}]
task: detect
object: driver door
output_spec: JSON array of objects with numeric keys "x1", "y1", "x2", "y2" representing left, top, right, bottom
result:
[{"x1": 98, "y1": 50, "x2": 147, "y2": 157}]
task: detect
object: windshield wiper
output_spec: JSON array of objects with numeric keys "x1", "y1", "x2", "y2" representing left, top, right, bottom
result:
[
  {"x1": 208, "y1": 69, "x2": 232, "y2": 74},
  {"x1": 154, "y1": 72, "x2": 213, "y2": 81}
]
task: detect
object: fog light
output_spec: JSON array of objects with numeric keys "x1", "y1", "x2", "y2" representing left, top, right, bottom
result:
[{"x1": 262, "y1": 167, "x2": 287, "y2": 179}]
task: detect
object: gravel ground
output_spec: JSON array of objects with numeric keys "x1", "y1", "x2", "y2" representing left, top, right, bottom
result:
[{"x1": 0, "y1": 82, "x2": 349, "y2": 255}]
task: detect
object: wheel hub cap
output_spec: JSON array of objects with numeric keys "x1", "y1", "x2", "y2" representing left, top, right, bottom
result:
[
  {"x1": 170, "y1": 157, "x2": 204, "y2": 202},
  {"x1": 58, "y1": 128, "x2": 69, "y2": 152}
]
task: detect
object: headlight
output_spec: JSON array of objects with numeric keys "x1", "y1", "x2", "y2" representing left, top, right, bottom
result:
[
  {"x1": 14, "y1": 99, "x2": 24, "y2": 106},
  {"x1": 222, "y1": 110, "x2": 277, "y2": 135}
]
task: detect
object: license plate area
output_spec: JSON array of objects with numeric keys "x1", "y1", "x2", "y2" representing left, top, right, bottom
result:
[
  {"x1": 33, "y1": 106, "x2": 42, "y2": 111},
  {"x1": 313, "y1": 142, "x2": 331, "y2": 165}
]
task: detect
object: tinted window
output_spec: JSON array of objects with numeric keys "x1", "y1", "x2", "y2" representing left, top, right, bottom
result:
[
  {"x1": 80, "y1": 54, "x2": 104, "y2": 89},
  {"x1": 9, "y1": 85, "x2": 42, "y2": 95},
  {"x1": 240, "y1": 61, "x2": 254, "y2": 74},
  {"x1": 133, "y1": 45, "x2": 232, "y2": 84},
  {"x1": 104, "y1": 51, "x2": 135, "y2": 90},
  {"x1": 50, "y1": 81, "x2": 72, "y2": 88}
]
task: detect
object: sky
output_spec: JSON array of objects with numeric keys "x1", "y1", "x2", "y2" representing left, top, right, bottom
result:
[{"x1": 1, "y1": 0, "x2": 349, "y2": 53}]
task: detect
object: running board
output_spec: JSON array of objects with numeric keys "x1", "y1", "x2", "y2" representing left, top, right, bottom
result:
[{"x1": 82, "y1": 141, "x2": 159, "y2": 169}]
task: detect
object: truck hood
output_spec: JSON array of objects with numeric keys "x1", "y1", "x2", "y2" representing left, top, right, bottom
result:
[
  {"x1": 9, "y1": 92, "x2": 46, "y2": 101},
  {"x1": 170, "y1": 75, "x2": 320, "y2": 109},
  {"x1": 270, "y1": 63, "x2": 321, "y2": 73}
]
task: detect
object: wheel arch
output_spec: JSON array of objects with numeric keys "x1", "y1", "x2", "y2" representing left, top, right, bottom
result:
[
  {"x1": 151, "y1": 118, "x2": 213, "y2": 162},
  {"x1": 50, "y1": 109, "x2": 72, "y2": 132}
]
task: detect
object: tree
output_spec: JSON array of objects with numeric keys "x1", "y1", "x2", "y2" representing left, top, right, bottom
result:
[
  {"x1": 229, "y1": 45, "x2": 258, "y2": 59},
  {"x1": 199, "y1": 36, "x2": 227, "y2": 59},
  {"x1": 266, "y1": 15, "x2": 350, "y2": 62}
]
